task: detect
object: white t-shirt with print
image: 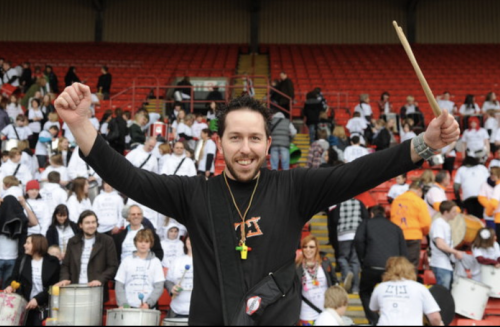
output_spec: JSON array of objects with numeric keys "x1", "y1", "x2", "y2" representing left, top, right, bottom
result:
[
  {"x1": 121, "y1": 228, "x2": 143, "y2": 261},
  {"x1": 343, "y1": 145, "x2": 369, "y2": 163},
  {"x1": 430, "y1": 217, "x2": 453, "y2": 271},
  {"x1": 454, "y1": 165, "x2": 489, "y2": 201},
  {"x1": 79, "y1": 237, "x2": 96, "y2": 284},
  {"x1": 369, "y1": 279, "x2": 440, "y2": 326},
  {"x1": 30, "y1": 258, "x2": 44, "y2": 299},
  {"x1": 388, "y1": 184, "x2": 409, "y2": 201},
  {"x1": 115, "y1": 255, "x2": 165, "y2": 308},
  {"x1": 166, "y1": 255, "x2": 194, "y2": 315},
  {"x1": 299, "y1": 265, "x2": 328, "y2": 321}
]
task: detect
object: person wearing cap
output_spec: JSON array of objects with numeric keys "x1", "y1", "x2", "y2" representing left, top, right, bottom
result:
[{"x1": 25, "y1": 180, "x2": 51, "y2": 236}]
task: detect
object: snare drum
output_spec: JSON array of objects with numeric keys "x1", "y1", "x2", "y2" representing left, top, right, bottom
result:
[
  {"x1": 0, "y1": 293, "x2": 27, "y2": 326},
  {"x1": 58, "y1": 285, "x2": 103, "y2": 326},
  {"x1": 106, "y1": 308, "x2": 161, "y2": 326},
  {"x1": 480, "y1": 265, "x2": 500, "y2": 298},
  {"x1": 162, "y1": 317, "x2": 189, "y2": 326},
  {"x1": 451, "y1": 277, "x2": 491, "y2": 320}
]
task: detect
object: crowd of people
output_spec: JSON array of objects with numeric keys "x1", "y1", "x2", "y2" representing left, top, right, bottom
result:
[{"x1": 0, "y1": 61, "x2": 496, "y2": 326}]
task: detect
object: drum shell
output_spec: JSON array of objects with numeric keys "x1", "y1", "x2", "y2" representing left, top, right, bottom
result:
[
  {"x1": 434, "y1": 213, "x2": 484, "y2": 248},
  {"x1": 0, "y1": 293, "x2": 27, "y2": 326},
  {"x1": 480, "y1": 265, "x2": 500, "y2": 298},
  {"x1": 149, "y1": 122, "x2": 166, "y2": 138},
  {"x1": 106, "y1": 309, "x2": 160, "y2": 326},
  {"x1": 451, "y1": 277, "x2": 490, "y2": 320},
  {"x1": 162, "y1": 317, "x2": 189, "y2": 326},
  {"x1": 58, "y1": 285, "x2": 103, "y2": 326}
]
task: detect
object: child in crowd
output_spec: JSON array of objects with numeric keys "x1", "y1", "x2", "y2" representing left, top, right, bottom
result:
[
  {"x1": 43, "y1": 112, "x2": 61, "y2": 131},
  {"x1": 387, "y1": 174, "x2": 409, "y2": 204},
  {"x1": 166, "y1": 235, "x2": 193, "y2": 318},
  {"x1": 472, "y1": 228, "x2": 500, "y2": 267},
  {"x1": 160, "y1": 223, "x2": 185, "y2": 274},
  {"x1": 25, "y1": 180, "x2": 50, "y2": 236},
  {"x1": 314, "y1": 285, "x2": 349, "y2": 326},
  {"x1": 115, "y1": 229, "x2": 165, "y2": 309},
  {"x1": 34, "y1": 125, "x2": 59, "y2": 169},
  {"x1": 1, "y1": 114, "x2": 32, "y2": 141}
]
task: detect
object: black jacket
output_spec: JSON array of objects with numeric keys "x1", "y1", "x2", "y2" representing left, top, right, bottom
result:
[
  {"x1": 372, "y1": 128, "x2": 391, "y2": 151},
  {"x1": 354, "y1": 214, "x2": 408, "y2": 269},
  {"x1": 113, "y1": 226, "x2": 163, "y2": 262},
  {"x1": 296, "y1": 256, "x2": 338, "y2": 287},
  {"x1": 45, "y1": 221, "x2": 81, "y2": 247},
  {"x1": 302, "y1": 99, "x2": 323, "y2": 125},
  {"x1": 97, "y1": 73, "x2": 112, "y2": 94},
  {"x1": 0, "y1": 195, "x2": 28, "y2": 256},
  {"x1": 7, "y1": 254, "x2": 60, "y2": 305}
]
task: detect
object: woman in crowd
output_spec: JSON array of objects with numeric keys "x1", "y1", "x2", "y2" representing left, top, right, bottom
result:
[
  {"x1": 166, "y1": 234, "x2": 193, "y2": 319},
  {"x1": 369, "y1": 256, "x2": 442, "y2": 326},
  {"x1": 27, "y1": 98, "x2": 44, "y2": 149},
  {"x1": 64, "y1": 66, "x2": 81, "y2": 87},
  {"x1": 66, "y1": 177, "x2": 92, "y2": 224},
  {"x1": 482, "y1": 92, "x2": 500, "y2": 113},
  {"x1": 377, "y1": 91, "x2": 393, "y2": 117},
  {"x1": 45, "y1": 204, "x2": 80, "y2": 257},
  {"x1": 115, "y1": 229, "x2": 165, "y2": 309},
  {"x1": 296, "y1": 235, "x2": 339, "y2": 326},
  {"x1": 4, "y1": 234, "x2": 60, "y2": 326},
  {"x1": 54, "y1": 136, "x2": 72, "y2": 166}
]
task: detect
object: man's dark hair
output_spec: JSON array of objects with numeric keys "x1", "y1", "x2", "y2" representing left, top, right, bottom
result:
[
  {"x1": 78, "y1": 209, "x2": 98, "y2": 226},
  {"x1": 102, "y1": 65, "x2": 109, "y2": 72},
  {"x1": 173, "y1": 101, "x2": 182, "y2": 108},
  {"x1": 351, "y1": 135, "x2": 360, "y2": 144},
  {"x1": 217, "y1": 96, "x2": 272, "y2": 138},
  {"x1": 439, "y1": 200, "x2": 457, "y2": 214},
  {"x1": 369, "y1": 205, "x2": 386, "y2": 217},
  {"x1": 435, "y1": 170, "x2": 449, "y2": 184},
  {"x1": 201, "y1": 128, "x2": 213, "y2": 138}
]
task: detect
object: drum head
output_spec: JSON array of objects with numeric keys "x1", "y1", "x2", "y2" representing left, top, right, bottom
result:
[
  {"x1": 433, "y1": 213, "x2": 465, "y2": 248},
  {"x1": 429, "y1": 284, "x2": 455, "y2": 325}
]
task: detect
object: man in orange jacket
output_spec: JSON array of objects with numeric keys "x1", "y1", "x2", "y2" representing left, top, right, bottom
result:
[{"x1": 390, "y1": 180, "x2": 432, "y2": 268}]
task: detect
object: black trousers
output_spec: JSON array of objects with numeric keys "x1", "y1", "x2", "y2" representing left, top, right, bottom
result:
[
  {"x1": 406, "y1": 240, "x2": 421, "y2": 269},
  {"x1": 359, "y1": 267, "x2": 384, "y2": 326}
]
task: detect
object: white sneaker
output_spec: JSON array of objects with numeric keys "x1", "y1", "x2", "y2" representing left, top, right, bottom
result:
[{"x1": 343, "y1": 271, "x2": 353, "y2": 292}]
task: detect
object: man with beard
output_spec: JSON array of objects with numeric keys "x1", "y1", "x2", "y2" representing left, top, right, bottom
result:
[
  {"x1": 55, "y1": 83, "x2": 459, "y2": 325},
  {"x1": 56, "y1": 210, "x2": 118, "y2": 303}
]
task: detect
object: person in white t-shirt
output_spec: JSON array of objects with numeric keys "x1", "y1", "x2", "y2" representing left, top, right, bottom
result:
[
  {"x1": 472, "y1": 228, "x2": 500, "y2": 270},
  {"x1": 191, "y1": 114, "x2": 208, "y2": 141},
  {"x1": 343, "y1": 135, "x2": 369, "y2": 163},
  {"x1": 125, "y1": 137, "x2": 158, "y2": 173},
  {"x1": 166, "y1": 235, "x2": 193, "y2": 318},
  {"x1": 160, "y1": 223, "x2": 184, "y2": 272},
  {"x1": 40, "y1": 154, "x2": 70, "y2": 187},
  {"x1": 370, "y1": 256, "x2": 442, "y2": 326},
  {"x1": 353, "y1": 93, "x2": 372, "y2": 121},
  {"x1": 399, "y1": 121, "x2": 417, "y2": 143},
  {"x1": 425, "y1": 170, "x2": 450, "y2": 218},
  {"x1": 0, "y1": 148, "x2": 33, "y2": 191},
  {"x1": 115, "y1": 229, "x2": 165, "y2": 309},
  {"x1": 196, "y1": 128, "x2": 216, "y2": 178},
  {"x1": 478, "y1": 168, "x2": 499, "y2": 230},
  {"x1": 6, "y1": 95, "x2": 24, "y2": 123},
  {"x1": 1, "y1": 114, "x2": 32, "y2": 141},
  {"x1": 34, "y1": 126, "x2": 60, "y2": 170},
  {"x1": 459, "y1": 94, "x2": 481, "y2": 116},
  {"x1": 484, "y1": 110, "x2": 498, "y2": 153},
  {"x1": 346, "y1": 112, "x2": 368, "y2": 146},
  {"x1": 27, "y1": 98, "x2": 44, "y2": 149},
  {"x1": 387, "y1": 174, "x2": 409, "y2": 204},
  {"x1": 429, "y1": 201, "x2": 465, "y2": 290},
  {"x1": 482, "y1": 92, "x2": 500, "y2": 113},
  {"x1": 39, "y1": 171, "x2": 69, "y2": 218},
  {"x1": 66, "y1": 177, "x2": 92, "y2": 224},
  {"x1": 161, "y1": 141, "x2": 197, "y2": 177},
  {"x1": 436, "y1": 91, "x2": 457, "y2": 115},
  {"x1": 314, "y1": 285, "x2": 349, "y2": 326},
  {"x1": 92, "y1": 181, "x2": 125, "y2": 235},
  {"x1": 25, "y1": 180, "x2": 51, "y2": 236},
  {"x1": 453, "y1": 157, "x2": 489, "y2": 218}
]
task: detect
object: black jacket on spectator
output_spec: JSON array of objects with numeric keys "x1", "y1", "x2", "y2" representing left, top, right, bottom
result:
[
  {"x1": 0, "y1": 195, "x2": 28, "y2": 256},
  {"x1": 45, "y1": 221, "x2": 81, "y2": 247},
  {"x1": 6, "y1": 254, "x2": 60, "y2": 306},
  {"x1": 277, "y1": 78, "x2": 294, "y2": 106},
  {"x1": 354, "y1": 214, "x2": 408, "y2": 269},
  {"x1": 372, "y1": 128, "x2": 391, "y2": 151},
  {"x1": 108, "y1": 116, "x2": 128, "y2": 154},
  {"x1": 302, "y1": 99, "x2": 323, "y2": 125},
  {"x1": 97, "y1": 73, "x2": 112, "y2": 94},
  {"x1": 113, "y1": 226, "x2": 163, "y2": 262}
]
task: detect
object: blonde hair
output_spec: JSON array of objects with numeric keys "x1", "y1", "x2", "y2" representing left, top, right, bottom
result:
[
  {"x1": 491, "y1": 167, "x2": 500, "y2": 179},
  {"x1": 48, "y1": 112, "x2": 59, "y2": 122},
  {"x1": 332, "y1": 126, "x2": 346, "y2": 139},
  {"x1": 134, "y1": 229, "x2": 154, "y2": 247},
  {"x1": 3, "y1": 175, "x2": 20, "y2": 188},
  {"x1": 420, "y1": 169, "x2": 435, "y2": 184},
  {"x1": 382, "y1": 257, "x2": 417, "y2": 282},
  {"x1": 407, "y1": 95, "x2": 415, "y2": 102},
  {"x1": 324, "y1": 285, "x2": 349, "y2": 310}
]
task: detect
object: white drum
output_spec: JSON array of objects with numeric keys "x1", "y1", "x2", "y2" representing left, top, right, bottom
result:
[
  {"x1": 1, "y1": 139, "x2": 19, "y2": 152},
  {"x1": 58, "y1": 285, "x2": 103, "y2": 326},
  {"x1": 162, "y1": 317, "x2": 189, "y2": 326},
  {"x1": 106, "y1": 308, "x2": 161, "y2": 326},
  {"x1": 481, "y1": 265, "x2": 500, "y2": 298},
  {"x1": 451, "y1": 277, "x2": 491, "y2": 320},
  {"x1": 0, "y1": 293, "x2": 27, "y2": 326}
]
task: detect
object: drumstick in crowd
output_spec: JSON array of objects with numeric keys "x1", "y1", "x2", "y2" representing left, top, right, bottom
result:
[
  {"x1": 392, "y1": 21, "x2": 442, "y2": 118},
  {"x1": 171, "y1": 264, "x2": 191, "y2": 300}
]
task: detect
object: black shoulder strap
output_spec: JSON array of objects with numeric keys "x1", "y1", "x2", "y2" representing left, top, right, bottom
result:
[
  {"x1": 13, "y1": 164, "x2": 21, "y2": 177},
  {"x1": 301, "y1": 295, "x2": 323, "y2": 313},
  {"x1": 139, "y1": 154, "x2": 152, "y2": 169},
  {"x1": 13, "y1": 126, "x2": 20, "y2": 140},
  {"x1": 173, "y1": 158, "x2": 186, "y2": 175},
  {"x1": 270, "y1": 118, "x2": 283, "y2": 133}
]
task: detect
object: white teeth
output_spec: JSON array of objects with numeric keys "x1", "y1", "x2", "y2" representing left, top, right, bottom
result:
[{"x1": 238, "y1": 160, "x2": 251, "y2": 165}]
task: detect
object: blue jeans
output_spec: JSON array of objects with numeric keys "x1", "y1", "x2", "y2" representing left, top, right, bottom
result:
[
  {"x1": 0, "y1": 259, "x2": 16, "y2": 289},
  {"x1": 432, "y1": 266, "x2": 453, "y2": 290},
  {"x1": 308, "y1": 124, "x2": 316, "y2": 144},
  {"x1": 338, "y1": 240, "x2": 360, "y2": 292},
  {"x1": 270, "y1": 146, "x2": 290, "y2": 170}
]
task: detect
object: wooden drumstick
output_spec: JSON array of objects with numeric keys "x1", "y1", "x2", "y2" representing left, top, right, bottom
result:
[{"x1": 392, "y1": 21, "x2": 442, "y2": 117}]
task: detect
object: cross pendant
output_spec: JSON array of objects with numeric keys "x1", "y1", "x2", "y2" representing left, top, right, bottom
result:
[{"x1": 235, "y1": 242, "x2": 252, "y2": 260}]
